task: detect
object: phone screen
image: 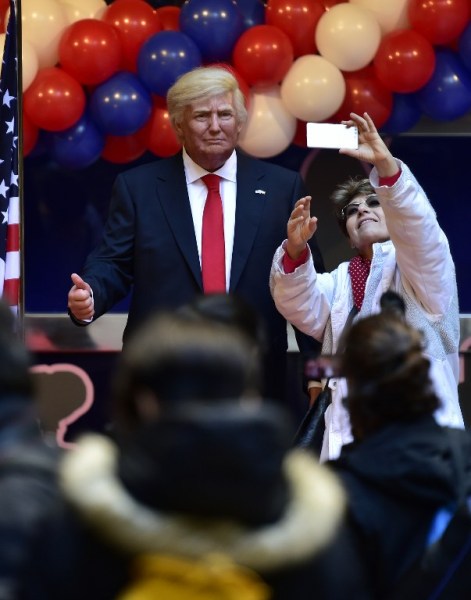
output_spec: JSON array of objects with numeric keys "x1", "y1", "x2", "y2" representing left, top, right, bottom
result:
[
  {"x1": 306, "y1": 123, "x2": 359, "y2": 150},
  {"x1": 304, "y1": 355, "x2": 340, "y2": 379}
]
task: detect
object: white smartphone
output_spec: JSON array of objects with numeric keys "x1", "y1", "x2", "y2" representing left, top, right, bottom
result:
[{"x1": 306, "y1": 122, "x2": 358, "y2": 150}]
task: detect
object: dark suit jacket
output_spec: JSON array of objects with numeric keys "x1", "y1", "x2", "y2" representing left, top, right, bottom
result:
[{"x1": 80, "y1": 151, "x2": 324, "y2": 401}]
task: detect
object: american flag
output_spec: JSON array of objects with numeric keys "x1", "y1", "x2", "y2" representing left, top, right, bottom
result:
[{"x1": 0, "y1": 0, "x2": 20, "y2": 315}]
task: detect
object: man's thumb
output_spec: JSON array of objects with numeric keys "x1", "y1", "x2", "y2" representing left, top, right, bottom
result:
[{"x1": 71, "y1": 273, "x2": 88, "y2": 291}]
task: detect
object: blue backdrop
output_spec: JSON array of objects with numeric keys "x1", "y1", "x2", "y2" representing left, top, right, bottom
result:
[{"x1": 24, "y1": 135, "x2": 471, "y2": 314}]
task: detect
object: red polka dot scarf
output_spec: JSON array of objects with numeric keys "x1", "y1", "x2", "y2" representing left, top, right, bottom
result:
[{"x1": 348, "y1": 255, "x2": 371, "y2": 310}]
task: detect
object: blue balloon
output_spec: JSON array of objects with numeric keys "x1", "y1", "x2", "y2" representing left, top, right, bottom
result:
[
  {"x1": 47, "y1": 113, "x2": 104, "y2": 170},
  {"x1": 236, "y1": 0, "x2": 265, "y2": 29},
  {"x1": 458, "y1": 21, "x2": 471, "y2": 73},
  {"x1": 26, "y1": 130, "x2": 48, "y2": 160},
  {"x1": 415, "y1": 49, "x2": 471, "y2": 121},
  {"x1": 137, "y1": 31, "x2": 202, "y2": 97},
  {"x1": 89, "y1": 72, "x2": 152, "y2": 136},
  {"x1": 380, "y1": 93, "x2": 422, "y2": 135},
  {"x1": 180, "y1": 0, "x2": 244, "y2": 62}
]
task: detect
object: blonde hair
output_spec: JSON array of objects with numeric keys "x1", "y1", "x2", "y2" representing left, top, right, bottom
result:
[{"x1": 166, "y1": 67, "x2": 247, "y2": 129}]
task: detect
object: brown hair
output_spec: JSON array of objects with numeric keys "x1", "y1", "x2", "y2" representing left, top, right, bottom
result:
[
  {"x1": 331, "y1": 177, "x2": 374, "y2": 237},
  {"x1": 341, "y1": 306, "x2": 439, "y2": 440}
]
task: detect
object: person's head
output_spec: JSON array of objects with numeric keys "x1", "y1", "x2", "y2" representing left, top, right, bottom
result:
[
  {"x1": 113, "y1": 310, "x2": 260, "y2": 433},
  {"x1": 166, "y1": 66, "x2": 247, "y2": 172},
  {"x1": 123, "y1": 400, "x2": 294, "y2": 525},
  {"x1": 0, "y1": 302, "x2": 33, "y2": 400},
  {"x1": 178, "y1": 292, "x2": 267, "y2": 353},
  {"x1": 331, "y1": 177, "x2": 389, "y2": 259},
  {"x1": 341, "y1": 292, "x2": 439, "y2": 441}
]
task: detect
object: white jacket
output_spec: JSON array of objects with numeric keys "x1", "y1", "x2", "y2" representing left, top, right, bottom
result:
[{"x1": 270, "y1": 160, "x2": 464, "y2": 461}]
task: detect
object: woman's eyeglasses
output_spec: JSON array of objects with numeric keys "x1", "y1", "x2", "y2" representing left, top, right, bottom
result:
[{"x1": 341, "y1": 195, "x2": 380, "y2": 220}]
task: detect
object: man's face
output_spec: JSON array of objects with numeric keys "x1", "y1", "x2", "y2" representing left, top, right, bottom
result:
[{"x1": 174, "y1": 92, "x2": 243, "y2": 172}]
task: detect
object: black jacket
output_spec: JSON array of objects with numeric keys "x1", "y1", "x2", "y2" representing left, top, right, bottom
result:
[
  {"x1": 75, "y1": 152, "x2": 324, "y2": 401},
  {"x1": 0, "y1": 397, "x2": 60, "y2": 600},
  {"x1": 329, "y1": 416, "x2": 471, "y2": 598}
]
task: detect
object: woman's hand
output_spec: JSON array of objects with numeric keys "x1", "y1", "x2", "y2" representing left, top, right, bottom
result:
[
  {"x1": 286, "y1": 196, "x2": 318, "y2": 260},
  {"x1": 340, "y1": 112, "x2": 399, "y2": 178}
]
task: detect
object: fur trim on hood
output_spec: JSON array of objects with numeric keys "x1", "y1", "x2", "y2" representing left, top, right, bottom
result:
[{"x1": 60, "y1": 434, "x2": 346, "y2": 572}]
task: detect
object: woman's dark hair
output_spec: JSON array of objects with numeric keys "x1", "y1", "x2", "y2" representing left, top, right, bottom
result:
[
  {"x1": 379, "y1": 289, "x2": 406, "y2": 317},
  {"x1": 341, "y1": 292, "x2": 439, "y2": 440},
  {"x1": 177, "y1": 292, "x2": 267, "y2": 352}
]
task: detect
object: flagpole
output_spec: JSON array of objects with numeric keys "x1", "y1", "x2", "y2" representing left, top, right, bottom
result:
[
  {"x1": 16, "y1": 0, "x2": 24, "y2": 340},
  {"x1": 0, "y1": 0, "x2": 23, "y2": 337}
]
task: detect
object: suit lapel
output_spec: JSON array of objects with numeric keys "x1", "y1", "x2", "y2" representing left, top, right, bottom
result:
[
  {"x1": 156, "y1": 154, "x2": 203, "y2": 289},
  {"x1": 230, "y1": 153, "x2": 267, "y2": 290}
]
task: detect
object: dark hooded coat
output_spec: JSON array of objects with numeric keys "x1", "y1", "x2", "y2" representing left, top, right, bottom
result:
[{"x1": 330, "y1": 416, "x2": 471, "y2": 598}]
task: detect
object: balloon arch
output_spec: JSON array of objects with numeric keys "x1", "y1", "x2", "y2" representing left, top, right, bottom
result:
[{"x1": 12, "y1": 0, "x2": 471, "y2": 169}]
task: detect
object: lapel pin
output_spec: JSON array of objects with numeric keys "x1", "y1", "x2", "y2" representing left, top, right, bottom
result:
[{"x1": 255, "y1": 189, "x2": 266, "y2": 195}]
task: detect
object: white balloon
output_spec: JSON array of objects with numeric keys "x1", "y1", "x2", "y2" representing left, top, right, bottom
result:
[
  {"x1": 280, "y1": 55, "x2": 345, "y2": 122},
  {"x1": 238, "y1": 86, "x2": 296, "y2": 158},
  {"x1": 22, "y1": 0, "x2": 69, "y2": 68},
  {"x1": 22, "y1": 39, "x2": 39, "y2": 91},
  {"x1": 315, "y1": 3, "x2": 382, "y2": 72},
  {"x1": 59, "y1": 0, "x2": 107, "y2": 24},
  {"x1": 349, "y1": 0, "x2": 410, "y2": 34}
]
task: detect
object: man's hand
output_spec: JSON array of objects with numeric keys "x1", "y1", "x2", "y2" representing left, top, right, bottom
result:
[
  {"x1": 68, "y1": 273, "x2": 94, "y2": 322},
  {"x1": 286, "y1": 196, "x2": 318, "y2": 260}
]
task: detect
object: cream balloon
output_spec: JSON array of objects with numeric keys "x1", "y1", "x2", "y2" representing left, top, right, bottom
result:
[
  {"x1": 59, "y1": 0, "x2": 107, "y2": 24},
  {"x1": 280, "y1": 54, "x2": 345, "y2": 122},
  {"x1": 22, "y1": 0, "x2": 69, "y2": 68},
  {"x1": 315, "y1": 3, "x2": 382, "y2": 72},
  {"x1": 0, "y1": 34, "x2": 4, "y2": 63},
  {"x1": 349, "y1": 0, "x2": 409, "y2": 34},
  {"x1": 22, "y1": 39, "x2": 39, "y2": 91},
  {"x1": 238, "y1": 86, "x2": 296, "y2": 158}
]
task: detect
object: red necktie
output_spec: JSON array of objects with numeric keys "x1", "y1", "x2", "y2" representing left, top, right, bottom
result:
[{"x1": 201, "y1": 174, "x2": 226, "y2": 293}]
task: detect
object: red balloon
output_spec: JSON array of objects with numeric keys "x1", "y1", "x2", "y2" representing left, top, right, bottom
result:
[
  {"x1": 331, "y1": 67, "x2": 393, "y2": 130},
  {"x1": 59, "y1": 19, "x2": 123, "y2": 86},
  {"x1": 322, "y1": 0, "x2": 344, "y2": 9},
  {"x1": 102, "y1": 0, "x2": 161, "y2": 72},
  {"x1": 155, "y1": 6, "x2": 180, "y2": 31},
  {"x1": 101, "y1": 132, "x2": 147, "y2": 164},
  {"x1": 293, "y1": 119, "x2": 308, "y2": 147},
  {"x1": 142, "y1": 99, "x2": 181, "y2": 157},
  {"x1": 265, "y1": 0, "x2": 324, "y2": 57},
  {"x1": 374, "y1": 30, "x2": 436, "y2": 94},
  {"x1": 232, "y1": 25, "x2": 294, "y2": 87},
  {"x1": 0, "y1": 0, "x2": 8, "y2": 34},
  {"x1": 23, "y1": 67, "x2": 86, "y2": 132},
  {"x1": 22, "y1": 111, "x2": 38, "y2": 157},
  {"x1": 408, "y1": 0, "x2": 470, "y2": 45},
  {"x1": 210, "y1": 62, "x2": 251, "y2": 109}
]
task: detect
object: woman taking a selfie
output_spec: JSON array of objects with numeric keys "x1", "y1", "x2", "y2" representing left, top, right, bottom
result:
[{"x1": 270, "y1": 111, "x2": 464, "y2": 461}]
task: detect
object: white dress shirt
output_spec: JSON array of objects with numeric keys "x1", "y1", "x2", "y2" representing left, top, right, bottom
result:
[{"x1": 182, "y1": 148, "x2": 237, "y2": 292}]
